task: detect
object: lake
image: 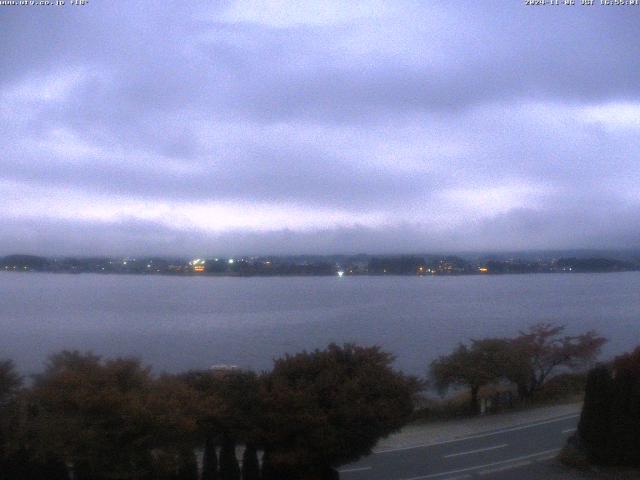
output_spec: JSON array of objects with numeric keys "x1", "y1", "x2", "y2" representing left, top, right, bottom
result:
[{"x1": 1, "y1": 272, "x2": 638, "y2": 376}]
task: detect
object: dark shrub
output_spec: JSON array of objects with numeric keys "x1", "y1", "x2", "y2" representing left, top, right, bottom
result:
[{"x1": 578, "y1": 365, "x2": 613, "y2": 464}]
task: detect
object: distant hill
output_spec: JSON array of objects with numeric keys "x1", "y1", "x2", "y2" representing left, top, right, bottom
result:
[
  {"x1": 0, "y1": 254, "x2": 49, "y2": 270},
  {"x1": 555, "y1": 257, "x2": 636, "y2": 273}
]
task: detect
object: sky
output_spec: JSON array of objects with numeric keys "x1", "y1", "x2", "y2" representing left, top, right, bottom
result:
[{"x1": 1, "y1": 0, "x2": 639, "y2": 256}]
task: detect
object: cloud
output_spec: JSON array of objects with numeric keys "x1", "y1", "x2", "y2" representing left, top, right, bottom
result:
[
  {"x1": 581, "y1": 102, "x2": 640, "y2": 130},
  {"x1": 218, "y1": 0, "x2": 392, "y2": 28},
  {"x1": 1, "y1": 1, "x2": 639, "y2": 255}
]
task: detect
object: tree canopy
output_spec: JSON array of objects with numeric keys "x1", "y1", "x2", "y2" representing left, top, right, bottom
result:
[
  {"x1": 0, "y1": 360, "x2": 21, "y2": 407},
  {"x1": 27, "y1": 351, "x2": 201, "y2": 479},
  {"x1": 1, "y1": 343, "x2": 420, "y2": 480},
  {"x1": 260, "y1": 343, "x2": 420, "y2": 477},
  {"x1": 512, "y1": 323, "x2": 606, "y2": 398},
  {"x1": 430, "y1": 339, "x2": 520, "y2": 413},
  {"x1": 578, "y1": 346, "x2": 640, "y2": 466},
  {"x1": 430, "y1": 323, "x2": 607, "y2": 412}
]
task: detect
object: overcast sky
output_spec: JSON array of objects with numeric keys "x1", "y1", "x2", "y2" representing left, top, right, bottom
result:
[{"x1": 1, "y1": 1, "x2": 639, "y2": 256}]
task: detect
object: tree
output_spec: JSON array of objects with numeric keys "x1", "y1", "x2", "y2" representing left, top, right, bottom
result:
[
  {"x1": 431, "y1": 325, "x2": 606, "y2": 409},
  {"x1": 219, "y1": 434, "x2": 240, "y2": 480},
  {"x1": 0, "y1": 360, "x2": 21, "y2": 407},
  {"x1": 28, "y1": 351, "x2": 201, "y2": 479},
  {"x1": 27, "y1": 352, "x2": 158, "y2": 479},
  {"x1": 201, "y1": 435, "x2": 219, "y2": 480},
  {"x1": 260, "y1": 343, "x2": 419, "y2": 479},
  {"x1": 608, "y1": 347, "x2": 640, "y2": 466},
  {"x1": 0, "y1": 360, "x2": 28, "y2": 480},
  {"x1": 577, "y1": 365, "x2": 613, "y2": 464},
  {"x1": 0, "y1": 359, "x2": 21, "y2": 455},
  {"x1": 1, "y1": 360, "x2": 72, "y2": 480},
  {"x1": 260, "y1": 449, "x2": 276, "y2": 480},
  {"x1": 511, "y1": 323, "x2": 606, "y2": 399},
  {"x1": 176, "y1": 448, "x2": 199, "y2": 480},
  {"x1": 241, "y1": 444, "x2": 260, "y2": 480},
  {"x1": 146, "y1": 373, "x2": 202, "y2": 450},
  {"x1": 180, "y1": 369, "x2": 261, "y2": 438},
  {"x1": 0, "y1": 447, "x2": 70, "y2": 480},
  {"x1": 577, "y1": 347, "x2": 640, "y2": 467},
  {"x1": 430, "y1": 339, "x2": 518, "y2": 414},
  {"x1": 180, "y1": 368, "x2": 262, "y2": 480}
]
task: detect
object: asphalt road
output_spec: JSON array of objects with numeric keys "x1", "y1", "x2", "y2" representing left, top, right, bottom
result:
[{"x1": 339, "y1": 413, "x2": 579, "y2": 480}]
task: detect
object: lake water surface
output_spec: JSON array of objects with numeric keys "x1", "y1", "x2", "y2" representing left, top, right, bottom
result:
[{"x1": 1, "y1": 272, "x2": 639, "y2": 375}]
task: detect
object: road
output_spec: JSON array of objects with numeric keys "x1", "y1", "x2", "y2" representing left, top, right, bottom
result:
[{"x1": 339, "y1": 413, "x2": 579, "y2": 480}]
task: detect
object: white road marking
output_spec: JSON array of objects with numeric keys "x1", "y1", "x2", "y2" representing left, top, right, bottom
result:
[
  {"x1": 444, "y1": 443, "x2": 508, "y2": 459},
  {"x1": 375, "y1": 413, "x2": 579, "y2": 454},
  {"x1": 562, "y1": 427, "x2": 577, "y2": 434},
  {"x1": 398, "y1": 448, "x2": 561, "y2": 480},
  {"x1": 338, "y1": 466, "x2": 372, "y2": 473},
  {"x1": 478, "y1": 460, "x2": 531, "y2": 475},
  {"x1": 535, "y1": 453, "x2": 558, "y2": 462}
]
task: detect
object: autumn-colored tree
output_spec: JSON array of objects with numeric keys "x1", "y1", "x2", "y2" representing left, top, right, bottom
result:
[
  {"x1": 146, "y1": 373, "x2": 202, "y2": 449},
  {"x1": 27, "y1": 352, "x2": 158, "y2": 478},
  {"x1": 511, "y1": 323, "x2": 606, "y2": 399},
  {"x1": 201, "y1": 435, "x2": 219, "y2": 480},
  {"x1": 175, "y1": 448, "x2": 199, "y2": 480},
  {"x1": 241, "y1": 444, "x2": 260, "y2": 480},
  {"x1": 0, "y1": 360, "x2": 21, "y2": 408},
  {"x1": 27, "y1": 351, "x2": 202, "y2": 479},
  {"x1": 430, "y1": 339, "x2": 520, "y2": 414},
  {"x1": 219, "y1": 434, "x2": 240, "y2": 480},
  {"x1": 0, "y1": 359, "x2": 24, "y2": 480},
  {"x1": 180, "y1": 368, "x2": 262, "y2": 479},
  {"x1": 260, "y1": 449, "x2": 276, "y2": 480},
  {"x1": 260, "y1": 343, "x2": 419, "y2": 479},
  {"x1": 0, "y1": 359, "x2": 73, "y2": 480},
  {"x1": 430, "y1": 326, "x2": 605, "y2": 411},
  {"x1": 181, "y1": 369, "x2": 261, "y2": 433}
]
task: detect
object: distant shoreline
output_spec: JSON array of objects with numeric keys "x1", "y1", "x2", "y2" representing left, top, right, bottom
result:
[
  {"x1": 2, "y1": 269, "x2": 639, "y2": 278},
  {"x1": 2, "y1": 253, "x2": 638, "y2": 277}
]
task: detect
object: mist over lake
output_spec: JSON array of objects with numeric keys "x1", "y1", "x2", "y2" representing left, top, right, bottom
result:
[{"x1": 1, "y1": 272, "x2": 638, "y2": 376}]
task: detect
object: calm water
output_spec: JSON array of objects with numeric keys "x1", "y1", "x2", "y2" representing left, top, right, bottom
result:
[{"x1": 1, "y1": 272, "x2": 639, "y2": 376}]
